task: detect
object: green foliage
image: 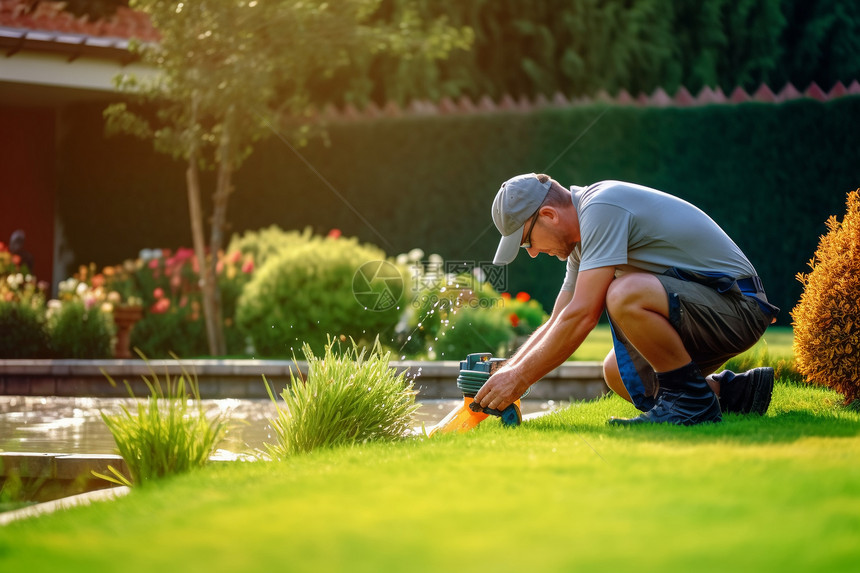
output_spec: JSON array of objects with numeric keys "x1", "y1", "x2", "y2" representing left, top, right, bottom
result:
[
  {"x1": 433, "y1": 302, "x2": 515, "y2": 360},
  {"x1": 775, "y1": 0, "x2": 860, "y2": 92},
  {"x1": 0, "y1": 301, "x2": 49, "y2": 358},
  {"x1": 108, "y1": 0, "x2": 471, "y2": 163},
  {"x1": 97, "y1": 357, "x2": 230, "y2": 487},
  {"x1": 226, "y1": 226, "x2": 318, "y2": 270},
  {"x1": 47, "y1": 301, "x2": 114, "y2": 359},
  {"x1": 237, "y1": 234, "x2": 404, "y2": 357},
  {"x1": 335, "y1": 0, "x2": 838, "y2": 104},
  {"x1": 264, "y1": 338, "x2": 418, "y2": 458}
]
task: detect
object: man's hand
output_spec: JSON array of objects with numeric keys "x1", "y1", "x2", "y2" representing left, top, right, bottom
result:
[{"x1": 474, "y1": 366, "x2": 529, "y2": 411}]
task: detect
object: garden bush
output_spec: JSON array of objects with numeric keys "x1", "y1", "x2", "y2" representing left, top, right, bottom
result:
[
  {"x1": 264, "y1": 338, "x2": 418, "y2": 458},
  {"x1": 237, "y1": 234, "x2": 405, "y2": 356},
  {"x1": 226, "y1": 225, "x2": 320, "y2": 270},
  {"x1": 393, "y1": 256, "x2": 547, "y2": 359},
  {"x1": 433, "y1": 301, "x2": 516, "y2": 360},
  {"x1": 0, "y1": 301, "x2": 49, "y2": 358},
  {"x1": 791, "y1": 189, "x2": 860, "y2": 405},
  {"x1": 47, "y1": 300, "x2": 114, "y2": 358}
]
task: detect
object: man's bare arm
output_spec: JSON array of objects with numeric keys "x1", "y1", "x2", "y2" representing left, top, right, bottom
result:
[{"x1": 475, "y1": 267, "x2": 615, "y2": 410}]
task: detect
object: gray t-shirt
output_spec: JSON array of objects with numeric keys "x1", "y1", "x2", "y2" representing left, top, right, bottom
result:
[{"x1": 561, "y1": 181, "x2": 757, "y2": 292}]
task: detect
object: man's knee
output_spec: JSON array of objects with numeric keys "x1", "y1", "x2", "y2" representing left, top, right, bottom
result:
[{"x1": 605, "y1": 273, "x2": 668, "y2": 317}]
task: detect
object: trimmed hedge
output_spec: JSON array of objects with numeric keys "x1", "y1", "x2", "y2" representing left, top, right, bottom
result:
[{"x1": 58, "y1": 98, "x2": 860, "y2": 321}]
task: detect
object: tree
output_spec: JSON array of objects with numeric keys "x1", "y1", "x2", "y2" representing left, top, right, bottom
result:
[{"x1": 105, "y1": 0, "x2": 471, "y2": 355}]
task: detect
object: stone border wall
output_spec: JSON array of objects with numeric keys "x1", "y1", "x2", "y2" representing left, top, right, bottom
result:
[{"x1": 0, "y1": 359, "x2": 607, "y2": 401}]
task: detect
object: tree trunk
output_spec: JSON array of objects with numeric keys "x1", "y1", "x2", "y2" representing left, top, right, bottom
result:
[
  {"x1": 207, "y1": 105, "x2": 237, "y2": 356},
  {"x1": 186, "y1": 94, "x2": 223, "y2": 356}
]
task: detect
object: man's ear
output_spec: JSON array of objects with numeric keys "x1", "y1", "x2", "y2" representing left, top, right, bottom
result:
[{"x1": 539, "y1": 205, "x2": 560, "y2": 223}]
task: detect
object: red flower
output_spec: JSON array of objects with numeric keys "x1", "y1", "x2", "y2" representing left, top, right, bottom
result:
[
  {"x1": 500, "y1": 292, "x2": 511, "y2": 300},
  {"x1": 242, "y1": 259, "x2": 255, "y2": 274},
  {"x1": 327, "y1": 228, "x2": 342, "y2": 239},
  {"x1": 230, "y1": 250, "x2": 242, "y2": 264},
  {"x1": 153, "y1": 287, "x2": 165, "y2": 299},
  {"x1": 151, "y1": 298, "x2": 170, "y2": 314},
  {"x1": 92, "y1": 274, "x2": 105, "y2": 288},
  {"x1": 508, "y1": 313, "x2": 520, "y2": 328},
  {"x1": 515, "y1": 292, "x2": 531, "y2": 303}
]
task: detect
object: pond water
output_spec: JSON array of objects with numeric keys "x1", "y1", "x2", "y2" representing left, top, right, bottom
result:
[{"x1": 0, "y1": 396, "x2": 564, "y2": 456}]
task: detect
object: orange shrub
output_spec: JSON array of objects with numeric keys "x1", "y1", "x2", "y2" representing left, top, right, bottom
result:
[{"x1": 791, "y1": 189, "x2": 860, "y2": 404}]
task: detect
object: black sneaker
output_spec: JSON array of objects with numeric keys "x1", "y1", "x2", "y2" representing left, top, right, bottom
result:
[
  {"x1": 610, "y1": 363, "x2": 723, "y2": 426},
  {"x1": 609, "y1": 386, "x2": 722, "y2": 426},
  {"x1": 717, "y1": 367, "x2": 774, "y2": 415}
]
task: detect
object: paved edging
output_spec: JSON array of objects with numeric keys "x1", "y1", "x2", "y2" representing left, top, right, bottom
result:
[
  {"x1": 0, "y1": 485, "x2": 130, "y2": 526},
  {"x1": 0, "y1": 359, "x2": 607, "y2": 401}
]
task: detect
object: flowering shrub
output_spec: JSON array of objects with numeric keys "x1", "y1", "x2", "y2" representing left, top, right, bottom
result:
[
  {"x1": 0, "y1": 242, "x2": 50, "y2": 357},
  {"x1": 392, "y1": 247, "x2": 548, "y2": 359},
  {"x1": 123, "y1": 247, "x2": 256, "y2": 357},
  {"x1": 792, "y1": 189, "x2": 860, "y2": 405},
  {"x1": 500, "y1": 291, "x2": 548, "y2": 336}
]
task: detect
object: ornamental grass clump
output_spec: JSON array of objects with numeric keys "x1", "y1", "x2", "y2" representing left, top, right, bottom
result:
[
  {"x1": 791, "y1": 189, "x2": 860, "y2": 405},
  {"x1": 95, "y1": 354, "x2": 231, "y2": 487},
  {"x1": 264, "y1": 338, "x2": 418, "y2": 458}
]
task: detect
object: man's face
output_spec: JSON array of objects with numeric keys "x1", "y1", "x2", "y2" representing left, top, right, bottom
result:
[{"x1": 521, "y1": 210, "x2": 575, "y2": 261}]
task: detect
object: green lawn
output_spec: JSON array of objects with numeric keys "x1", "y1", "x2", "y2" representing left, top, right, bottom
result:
[{"x1": 2, "y1": 380, "x2": 858, "y2": 572}]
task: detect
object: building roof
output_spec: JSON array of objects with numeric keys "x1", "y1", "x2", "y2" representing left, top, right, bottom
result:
[
  {"x1": 0, "y1": 0, "x2": 157, "y2": 105},
  {"x1": 0, "y1": 0, "x2": 157, "y2": 40}
]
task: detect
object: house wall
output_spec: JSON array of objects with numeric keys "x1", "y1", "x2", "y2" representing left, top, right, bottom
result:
[{"x1": 0, "y1": 107, "x2": 56, "y2": 284}]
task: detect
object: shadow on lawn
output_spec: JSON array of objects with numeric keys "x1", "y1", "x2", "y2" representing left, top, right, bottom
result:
[
  {"x1": 527, "y1": 390, "x2": 860, "y2": 446},
  {"x1": 595, "y1": 408, "x2": 860, "y2": 445}
]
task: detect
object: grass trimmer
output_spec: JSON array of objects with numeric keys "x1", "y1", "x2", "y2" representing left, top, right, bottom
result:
[{"x1": 428, "y1": 353, "x2": 523, "y2": 436}]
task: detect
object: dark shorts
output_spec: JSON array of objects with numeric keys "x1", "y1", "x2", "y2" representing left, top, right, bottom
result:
[{"x1": 609, "y1": 274, "x2": 773, "y2": 411}]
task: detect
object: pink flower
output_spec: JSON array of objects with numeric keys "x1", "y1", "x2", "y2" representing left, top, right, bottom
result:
[
  {"x1": 241, "y1": 259, "x2": 254, "y2": 274},
  {"x1": 153, "y1": 287, "x2": 165, "y2": 299},
  {"x1": 327, "y1": 228, "x2": 342, "y2": 239},
  {"x1": 151, "y1": 298, "x2": 170, "y2": 314},
  {"x1": 230, "y1": 250, "x2": 242, "y2": 264}
]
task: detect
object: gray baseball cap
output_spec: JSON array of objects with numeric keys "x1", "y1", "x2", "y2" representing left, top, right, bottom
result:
[{"x1": 491, "y1": 173, "x2": 551, "y2": 265}]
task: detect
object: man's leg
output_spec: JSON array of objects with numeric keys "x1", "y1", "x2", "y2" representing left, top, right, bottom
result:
[
  {"x1": 602, "y1": 348, "x2": 632, "y2": 402},
  {"x1": 604, "y1": 273, "x2": 721, "y2": 425},
  {"x1": 603, "y1": 273, "x2": 690, "y2": 372}
]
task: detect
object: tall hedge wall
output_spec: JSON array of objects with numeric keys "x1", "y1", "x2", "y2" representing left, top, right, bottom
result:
[{"x1": 58, "y1": 98, "x2": 860, "y2": 322}]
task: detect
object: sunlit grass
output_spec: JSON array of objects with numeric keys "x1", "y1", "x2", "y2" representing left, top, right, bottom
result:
[
  {"x1": 263, "y1": 338, "x2": 418, "y2": 458},
  {"x1": 2, "y1": 379, "x2": 858, "y2": 572},
  {"x1": 96, "y1": 355, "x2": 230, "y2": 486}
]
